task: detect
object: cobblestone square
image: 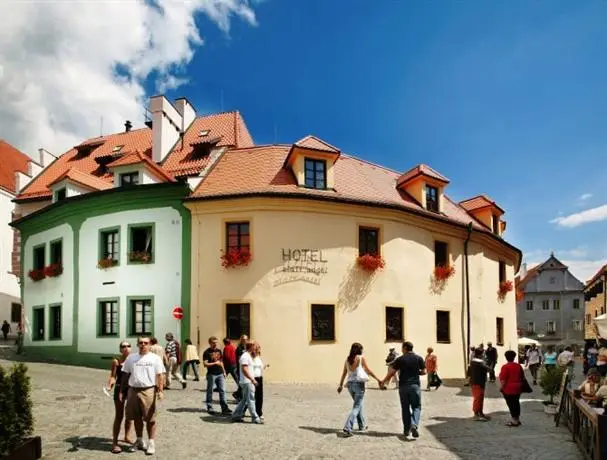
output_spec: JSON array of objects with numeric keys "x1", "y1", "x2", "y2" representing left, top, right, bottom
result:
[{"x1": 0, "y1": 358, "x2": 583, "y2": 460}]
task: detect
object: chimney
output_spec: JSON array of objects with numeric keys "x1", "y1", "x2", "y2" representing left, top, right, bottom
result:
[
  {"x1": 520, "y1": 262, "x2": 527, "y2": 279},
  {"x1": 148, "y1": 95, "x2": 183, "y2": 163},
  {"x1": 174, "y1": 98, "x2": 196, "y2": 131},
  {"x1": 125, "y1": 120, "x2": 132, "y2": 132}
]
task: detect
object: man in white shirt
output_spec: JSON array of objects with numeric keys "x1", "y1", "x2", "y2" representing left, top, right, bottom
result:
[
  {"x1": 231, "y1": 341, "x2": 262, "y2": 424},
  {"x1": 120, "y1": 336, "x2": 165, "y2": 455},
  {"x1": 525, "y1": 345, "x2": 543, "y2": 385}
]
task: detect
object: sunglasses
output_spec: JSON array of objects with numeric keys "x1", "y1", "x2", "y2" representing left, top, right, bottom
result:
[{"x1": 120, "y1": 344, "x2": 131, "y2": 349}]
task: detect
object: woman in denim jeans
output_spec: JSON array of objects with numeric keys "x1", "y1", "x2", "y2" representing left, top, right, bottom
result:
[{"x1": 337, "y1": 343, "x2": 381, "y2": 437}]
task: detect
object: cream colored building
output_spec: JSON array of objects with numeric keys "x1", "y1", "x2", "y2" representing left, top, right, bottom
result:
[{"x1": 186, "y1": 137, "x2": 521, "y2": 383}]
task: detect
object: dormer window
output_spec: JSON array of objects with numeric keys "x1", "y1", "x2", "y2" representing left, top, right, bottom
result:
[
  {"x1": 112, "y1": 145, "x2": 124, "y2": 153},
  {"x1": 55, "y1": 188, "x2": 67, "y2": 202},
  {"x1": 426, "y1": 185, "x2": 439, "y2": 212},
  {"x1": 119, "y1": 172, "x2": 139, "y2": 186},
  {"x1": 304, "y1": 158, "x2": 327, "y2": 189},
  {"x1": 199, "y1": 130, "x2": 210, "y2": 137}
]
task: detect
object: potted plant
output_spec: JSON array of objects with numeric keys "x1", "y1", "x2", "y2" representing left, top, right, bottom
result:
[
  {"x1": 97, "y1": 258, "x2": 118, "y2": 269},
  {"x1": 43, "y1": 263, "x2": 63, "y2": 278},
  {"x1": 539, "y1": 365, "x2": 565, "y2": 415},
  {"x1": 433, "y1": 265, "x2": 455, "y2": 282},
  {"x1": 356, "y1": 253, "x2": 385, "y2": 272},
  {"x1": 128, "y1": 251, "x2": 152, "y2": 263},
  {"x1": 0, "y1": 363, "x2": 41, "y2": 460},
  {"x1": 497, "y1": 280, "x2": 513, "y2": 302},
  {"x1": 27, "y1": 269, "x2": 45, "y2": 282},
  {"x1": 221, "y1": 248, "x2": 252, "y2": 268}
]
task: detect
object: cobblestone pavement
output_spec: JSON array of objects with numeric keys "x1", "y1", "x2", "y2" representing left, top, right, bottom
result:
[{"x1": 0, "y1": 358, "x2": 582, "y2": 460}]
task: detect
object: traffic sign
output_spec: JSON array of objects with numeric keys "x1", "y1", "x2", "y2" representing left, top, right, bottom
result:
[{"x1": 172, "y1": 306, "x2": 184, "y2": 320}]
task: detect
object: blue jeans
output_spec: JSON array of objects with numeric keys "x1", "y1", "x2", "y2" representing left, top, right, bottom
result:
[
  {"x1": 399, "y1": 384, "x2": 421, "y2": 433},
  {"x1": 206, "y1": 373, "x2": 229, "y2": 411},
  {"x1": 232, "y1": 382, "x2": 260, "y2": 422},
  {"x1": 344, "y1": 381, "x2": 366, "y2": 432}
]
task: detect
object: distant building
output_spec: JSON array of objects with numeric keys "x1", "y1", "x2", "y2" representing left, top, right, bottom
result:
[
  {"x1": 584, "y1": 264, "x2": 607, "y2": 340},
  {"x1": 515, "y1": 254, "x2": 585, "y2": 347}
]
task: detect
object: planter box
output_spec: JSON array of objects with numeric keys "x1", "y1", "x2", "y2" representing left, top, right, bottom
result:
[{"x1": 2, "y1": 436, "x2": 41, "y2": 460}]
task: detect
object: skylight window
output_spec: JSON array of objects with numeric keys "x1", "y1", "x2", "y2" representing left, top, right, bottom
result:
[
  {"x1": 199, "y1": 130, "x2": 210, "y2": 137},
  {"x1": 112, "y1": 145, "x2": 124, "y2": 153}
]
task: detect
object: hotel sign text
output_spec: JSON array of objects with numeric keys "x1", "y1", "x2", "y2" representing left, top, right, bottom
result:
[{"x1": 273, "y1": 249, "x2": 328, "y2": 286}]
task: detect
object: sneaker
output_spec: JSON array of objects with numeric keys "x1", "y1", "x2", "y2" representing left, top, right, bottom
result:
[
  {"x1": 129, "y1": 439, "x2": 147, "y2": 452},
  {"x1": 193, "y1": 378, "x2": 200, "y2": 382},
  {"x1": 342, "y1": 429, "x2": 353, "y2": 437},
  {"x1": 253, "y1": 418, "x2": 264, "y2": 424},
  {"x1": 221, "y1": 408, "x2": 233, "y2": 416},
  {"x1": 358, "y1": 426, "x2": 368, "y2": 432},
  {"x1": 207, "y1": 408, "x2": 217, "y2": 415},
  {"x1": 145, "y1": 440, "x2": 155, "y2": 456},
  {"x1": 410, "y1": 425, "x2": 419, "y2": 438},
  {"x1": 259, "y1": 416, "x2": 265, "y2": 422},
  {"x1": 182, "y1": 381, "x2": 187, "y2": 389},
  {"x1": 480, "y1": 414, "x2": 491, "y2": 421},
  {"x1": 473, "y1": 415, "x2": 488, "y2": 422}
]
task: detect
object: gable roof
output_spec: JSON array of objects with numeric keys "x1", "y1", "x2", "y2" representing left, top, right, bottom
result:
[
  {"x1": 459, "y1": 195, "x2": 505, "y2": 214},
  {"x1": 294, "y1": 135, "x2": 340, "y2": 153},
  {"x1": 0, "y1": 140, "x2": 31, "y2": 194},
  {"x1": 48, "y1": 168, "x2": 113, "y2": 192},
  {"x1": 16, "y1": 112, "x2": 250, "y2": 201},
  {"x1": 107, "y1": 151, "x2": 175, "y2": 182},
  {"x1": 189, "y1": 145, "x2": 508, "y2": 239},
  {"x1": 396, "y1": 164, "x2": 450, "y2": 187},
  {"x1": 537, "y1": 254, "x2": 568, "y2": 271}
]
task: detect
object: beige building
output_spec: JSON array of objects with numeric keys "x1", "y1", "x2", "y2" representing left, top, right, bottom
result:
[
  {"x1": 584, "y1": 265, "x2": 607, "y2": 340},
  {"x1": 185, "y1": 137, "x2": 521, "y2": 383}
]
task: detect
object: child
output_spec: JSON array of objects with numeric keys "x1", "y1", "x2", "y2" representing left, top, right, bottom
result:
[{"x1": 469, "y1": 348, "x2": 491, "y2": 421}]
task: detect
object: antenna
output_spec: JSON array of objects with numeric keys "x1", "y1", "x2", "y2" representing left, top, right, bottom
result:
[
  {"x1": 100, "y1": 116, "x2": 104, "y2": 137},
  {"x1": 220, "y1": 89, "x2": 224, "y2": 112},
  {"x1": 274, "y1": 123, "x2": 278, "y2": 144}
]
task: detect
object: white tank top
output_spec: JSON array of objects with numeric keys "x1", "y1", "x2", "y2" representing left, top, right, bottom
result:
[{"x1": 346, "y1": 355, "x2": 369, "y2": 383}]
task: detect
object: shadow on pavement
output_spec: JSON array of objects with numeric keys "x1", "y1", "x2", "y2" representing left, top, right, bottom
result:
[
  {"x1": 167, "y1": 407, "x2": 203, "y2": 413},
  {"x1": 64, "y1": 436, "x2": 113, "y2": 453},
  {"x1": 298, "y1": 426, "x2": 396, "y2": 438},
  {"x1": 200, "y1": 415, "x2": 233, "y2": 424}
]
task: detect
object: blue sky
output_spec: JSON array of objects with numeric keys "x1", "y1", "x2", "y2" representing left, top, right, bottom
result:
[{"x1": 5, "y1": 1, "x2": 605, "y2": 281}]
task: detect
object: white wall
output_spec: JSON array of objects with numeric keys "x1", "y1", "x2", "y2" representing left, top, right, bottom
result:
[
  {"x1": 0, "y1": 189, "x2": 21, "y2": 330},
  {"x1": 78, "y1": 207, "x2": 183, "y2": 353},
  {"x1": 50, "y1": 179, "x2": 94, "y2": 201},
  {"x1": 22, "y1": 224, "x2": 74, "y2": 346}
]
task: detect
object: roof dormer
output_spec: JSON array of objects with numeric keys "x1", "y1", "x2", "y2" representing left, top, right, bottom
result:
[
  {"x1": 284, "y1": 136, "x2": 341, "y2": 190},
  {"x1": 396, "y1": 164, "x2": 449, "y2": 213},
  {"x1": 107, "y1": 151, "x2": 175, "y2": 187},
  {"x1": 459, "y1": 195, "x2": 506, "y2": 236},
  {"x1": 48, "y1": 168, "x2": 112, "y2": 202}
]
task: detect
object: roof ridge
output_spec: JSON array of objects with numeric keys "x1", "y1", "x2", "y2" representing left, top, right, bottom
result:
[{"x1": 340, "y1": 153, "x2": 401, "y2": 175}]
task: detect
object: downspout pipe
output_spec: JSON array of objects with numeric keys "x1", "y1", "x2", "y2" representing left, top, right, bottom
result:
[{"x1": 464, "y1": 222, "x2": 473, "y2": 372}]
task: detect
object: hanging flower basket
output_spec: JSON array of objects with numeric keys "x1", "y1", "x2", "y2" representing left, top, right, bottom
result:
[
  {"x1": 128, "y1": 251, "x2": 152, "y2": 263},
  {"x1": 221, "y1": 248, "x2": 252, "y2": 268},
  {"x1": 497, "y1": 280, "x2": 514, "y2": 302},
  {"x1": 433, "y1": 265, "x2": 455, "y2": 282},
  {"x1": 515, "y1": 289, "x2": 524, "y2": 302},
  {"x1": 27, "y1": 269, "x2": 45, "y2": 282},
  {"x1": 97, "y1": 258, "x2": 118, "y2": 269},
  {"x1": 43, "y1": 264, "x2": 63, "y2": 278},
  {"x1": 356, "y1": 253, "x2": 385, "y2": 272}
]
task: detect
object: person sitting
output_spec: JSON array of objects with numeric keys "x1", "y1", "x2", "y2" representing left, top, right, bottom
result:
[{"x1": 577, "y1": 368, "x2": 602, "y2": 405}]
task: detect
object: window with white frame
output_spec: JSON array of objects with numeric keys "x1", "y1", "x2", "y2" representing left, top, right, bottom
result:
[
  {"x1": 572, "y1": 320, "x2": 583, "y2": 332},
  {"x1": 526, "y1": 322, "x2": 535, "y2": 334},
  {"x1": 546, "y1": 321, "x2": 556, "y2": 334},
  {"x1": 526, "y1": 301, "x2": 533, "y2": 311}
]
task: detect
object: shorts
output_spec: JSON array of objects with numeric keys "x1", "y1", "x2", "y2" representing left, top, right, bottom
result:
[{"x1": 125, "y1": 387, "x2": 157, "y2": 423}]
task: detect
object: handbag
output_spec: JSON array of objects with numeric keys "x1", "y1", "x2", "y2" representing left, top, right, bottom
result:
[{"x1": 520, "y1": 366, "x2": 533, "y2": 394}]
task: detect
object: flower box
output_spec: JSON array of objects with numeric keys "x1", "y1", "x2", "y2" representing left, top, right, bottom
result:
[
  {"x1": 43, "y1": 264, "x2": 62, "y2": 278},
  {"x1": 128, "y1": 251, "x2": 152, "y2": 263},
  {"x1": 27, "y1": 269, "x2": 45, "y2": 282},
  {"x1": 356, "y1": 253, "x2": 385, "y2": 272},
  {"x1": 221, "y1": 248, "x2": 252, "y2": 268},
  {"x1": 497, "y1": 280, "x2": 514, "y2": 302},
  {"x1": 97, "y1": 258, "x2": 118, "y2": 269},
  {"x1": 433, "y1": 265, "x2": 455, "y2": 282}
]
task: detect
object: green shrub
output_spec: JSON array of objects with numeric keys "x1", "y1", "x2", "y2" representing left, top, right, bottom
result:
[
  {"x1": 539, "y1": 365, "x2": 566, "y2": 404},
  {"x1": 0, "y1": 363, "x2": 34, "y2": 456}
]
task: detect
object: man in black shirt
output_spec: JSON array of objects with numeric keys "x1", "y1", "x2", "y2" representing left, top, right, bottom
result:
[
  {"x1": 202, "y1": 336, "x2": 231, "y2": 415},
  {"x1": 380, "y1": 341, "x2": 426, "y2": 439},
  {"x1": 484, "y1": 342, "x2": 498, "y2": 382}
]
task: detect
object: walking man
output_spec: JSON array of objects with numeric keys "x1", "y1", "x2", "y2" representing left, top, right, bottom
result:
[
  {"x1": 233, "y1": 334, "x2": 249, "y2": 400},
  {"x1": 120, "y1": 336, "x2": 165, "y2": 455},
  {"x1": 231, "y1": 340, "x2": 262, "y2": 424},
  {"x1": 164, "y1": 333, "x2": 186, "y2": 389},
  {"x1": 484, "y1": 342, "x2": 498, "y2": 382},
  {"x1": 223, "y1": 338, "x2": 238, "y2": 384},
  {"x1": 380, "y1": 341, "x2": 426, "y2": 439},
  {"x1": 1, "y1": 320, "x2": 11, "y2": 341},
  {"x1": 526, "y1": 344, "x2": 542, "y2": 385},
  {"x1": 203, "y1": 336, "x2": 231, "y2": 415}
]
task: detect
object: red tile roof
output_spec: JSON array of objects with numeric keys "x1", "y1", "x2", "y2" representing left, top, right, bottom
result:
[
  {"x1": 107, "y1": 151, "x2": 175, "y2": 182},
  {"x1": 294, "y1": 135, "x2": 340, "y2": 153},
  {"x1": 515, "y1": 265, "x2": 539, "y2": 291},
  {"x1": 0, "y1": 140, "x2": 31, "y2": 194},
  {"x1": 16, "y1": 112, "x2": 248, "y2": 201},
  {"x1": 586, "y1": 264, "x2": 607, "y2": 288},
  {"x1": 162, "y1": 112, "x2": 254, "y2": 177},
  {"x1": 190, "y1": 145, "x2": 496, "y2": 233},
  {"x1": 459, "y1": 195, "x2": 504, "y2": 214},
  {"x1": 396, "y1": 164, "x2": 450, "y2": 187},
  {"x1": 48, "y1": 168, "x2": 113, "y2": 191}
]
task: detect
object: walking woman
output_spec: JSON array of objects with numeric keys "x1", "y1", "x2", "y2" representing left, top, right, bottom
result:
[
  {"x1": 106, "y1": 341, "x2": 134, "y2": 453},
  {"x1": 252, "y1": 343, "x2": 269, "y2": 421},
  {"x1": 337, "y1": 342, "x2": 381, "y2": 437},
  {"x1": 544, "y1": 346, "x2": 558, "y2": 372},
  {"x1": 499, "y1": 350, "x2": 524, "y2": 427}
]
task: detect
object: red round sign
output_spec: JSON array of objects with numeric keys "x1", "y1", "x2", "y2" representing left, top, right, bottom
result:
[{"x1": 172, "y1": 306, "x2": 184, "y2": 320}]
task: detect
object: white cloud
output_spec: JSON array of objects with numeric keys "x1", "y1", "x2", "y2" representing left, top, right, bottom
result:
[
  {"x1": 579, "y1": 193, "x2": 593, "y2": 201},
  {"x1": 550, "y1": 204, "x2": 607, "y2": 228},
  {"x1": 0, "y1": 0, "x2": 258, "y2": 156}
]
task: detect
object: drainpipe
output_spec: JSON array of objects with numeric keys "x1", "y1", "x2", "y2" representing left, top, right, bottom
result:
[{"x1": 464, "y1": 222, "x2": 473, "y2": 373}]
